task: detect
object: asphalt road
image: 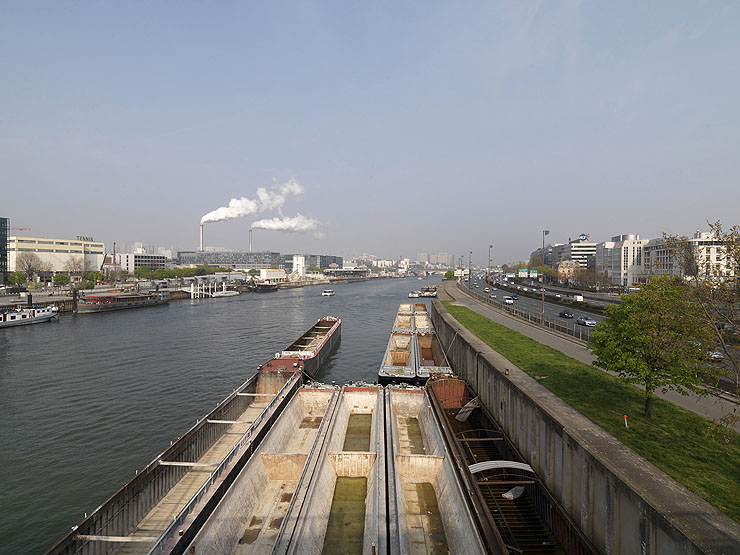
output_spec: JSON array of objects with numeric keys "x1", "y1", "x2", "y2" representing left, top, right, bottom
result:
[
  {"x1": 465, "y1": 277, "x2": 604, "y2": 335},
  {"x1": 445, "y1": 280, "x2": 740, "y2": 432}
]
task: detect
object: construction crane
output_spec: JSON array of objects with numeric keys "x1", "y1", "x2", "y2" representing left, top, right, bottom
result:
[{"x1": 9, "y1": 227, "x2": 31, "y2": 231}]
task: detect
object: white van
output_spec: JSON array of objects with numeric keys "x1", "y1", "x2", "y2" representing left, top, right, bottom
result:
[{"x1": 504, "y1": 296, "x2": 514, "y2": 305}]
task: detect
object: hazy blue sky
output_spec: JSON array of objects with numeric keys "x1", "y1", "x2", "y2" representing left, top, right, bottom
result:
[{"x1": 2, "y1": 2, "x2": 739, "y2": 264}]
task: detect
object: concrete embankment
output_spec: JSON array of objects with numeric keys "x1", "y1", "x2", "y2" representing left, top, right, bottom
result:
[{"x1": 431, "y1": 297, "x2": 740, "y2": 555}]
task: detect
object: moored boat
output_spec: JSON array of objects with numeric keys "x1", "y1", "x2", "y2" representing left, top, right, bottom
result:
[
  {"x1": 260, "y1": 316, "x2": 341, "y2": 380},
  {"x1": 212, "y1": 283, "x2": 239, "y2": 297},
  {"x1": 408, "y1": 291, "x2": 420, "y2": 298},
  {"x1": 252, "y1": 282, "x2": 278, "y2": 293},
  {"x1": 76, "y1": 291, "x2": 170, "y2": 313},
  {"x1": 0, "y1": 305, "x2": 59, "y2": 328}
]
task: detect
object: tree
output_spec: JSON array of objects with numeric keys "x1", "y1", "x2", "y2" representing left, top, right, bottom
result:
[
  {"x1": 135, "y1": 266, "x2": 152, "y2": 279},
  {"x1": 16, "y1": 252, "x2": 43, "y2": 279},
  {"x1": 590, "y1": 275, "x2": 719, "y2": 418},
  {"x1": 64, "y1": 255, "x2": 85, "y2": 277},
  {"x1": 86, "y1": 271, "x2": 102, "y2": 283},
  {"x1": 8, "y1": 272, "x2": 26, "y2": 286},
  {"x1": 444, "y1": 269, "x2": 455, "y2": 280},
  {"x1": 53, "y1": 274, "x2": 70, "y2": 286},
  {"x1": 118, "y1": 269, "x2": 130, "y2": 281}
]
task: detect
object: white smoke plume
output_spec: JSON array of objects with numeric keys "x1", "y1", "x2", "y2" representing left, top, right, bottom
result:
[
  {"x1": 251, "y1": 213, "x2": 320, "y2": 233},
  {"x1": 200, "y1": 178, "x2": 304, "y2": 224}
]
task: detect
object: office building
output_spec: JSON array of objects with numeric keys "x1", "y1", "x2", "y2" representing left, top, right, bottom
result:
[{"x1": 119, "y1": 253, "x2": 167, "y2": 273}]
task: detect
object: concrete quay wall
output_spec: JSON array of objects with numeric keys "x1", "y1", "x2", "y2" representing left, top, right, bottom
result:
[{"x1": 431, "y1": 298, "x2": 740, "y2": 555}]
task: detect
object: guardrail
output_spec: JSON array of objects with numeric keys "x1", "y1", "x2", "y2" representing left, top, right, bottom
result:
[
  {"x1": 148, "y1": 372, "x2": 302, "y2": 553},
  {"x1": 455, "y1": 283, "x2": 593, "y2": 343}
]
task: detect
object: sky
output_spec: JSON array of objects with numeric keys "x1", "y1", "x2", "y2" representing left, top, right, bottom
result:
[{"x1": 2, "y1": 1, "x2": 739, "y2": 265}]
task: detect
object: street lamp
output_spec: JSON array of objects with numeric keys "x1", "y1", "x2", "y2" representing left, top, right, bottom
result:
[
  {"x1": 468, "y1": 251, "x2": 472, "y2": 289},
  {"x1": 488, "y1": 244, "x2": 493, "y2": 290},
  {"x1": 542, "y1": 230, "x2": 549, "y2": 326}
]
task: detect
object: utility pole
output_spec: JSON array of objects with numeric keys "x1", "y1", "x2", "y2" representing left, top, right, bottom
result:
[{"x1": 542, "y1": 230, "x2": 549, "y2": 326}]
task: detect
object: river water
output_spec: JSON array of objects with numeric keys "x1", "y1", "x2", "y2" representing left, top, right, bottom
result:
[{"x1": 0, "y1": 277, "x2": 437, "y2": 554}]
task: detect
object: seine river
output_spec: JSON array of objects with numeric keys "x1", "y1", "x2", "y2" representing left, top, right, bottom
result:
[{"x1": 0, "y1": 276, "x2": 437, "y2": 554}]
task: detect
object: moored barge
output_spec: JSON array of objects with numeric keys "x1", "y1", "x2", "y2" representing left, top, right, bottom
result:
[
  {"x1": 260, "y1": 316, "x2": 341, "y2": 380},
  {"x1": 76, "y1": 291, "x2": 170, "y2": 313}
]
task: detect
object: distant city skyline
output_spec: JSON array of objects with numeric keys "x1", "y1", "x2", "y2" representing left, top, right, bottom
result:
[{"x1": 2, "y1": 2, "x2": 738, "y2": 265}]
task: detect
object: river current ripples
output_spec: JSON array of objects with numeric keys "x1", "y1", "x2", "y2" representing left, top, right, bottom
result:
[{"x1": 0, "y1": 277, "x2": 436, "y2": 554}]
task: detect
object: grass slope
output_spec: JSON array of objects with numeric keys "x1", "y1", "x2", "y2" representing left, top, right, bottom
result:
[{"x1": 443, "y1": 301, "x2": 740, "y2": 523}]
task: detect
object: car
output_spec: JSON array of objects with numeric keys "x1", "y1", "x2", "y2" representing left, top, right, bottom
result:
[
  {"x1": 484, "y1": 287, "x2": 489, "y2": 292},
  {"x1": 576, "y1": 316, "x2": 597, "y2": 327},
  {"x1": 559, "y1": 310, "x2": 574, "y2": 319},
  {"x1": 503, "y1": 296, "x2": 514, "y2": 305},
  {"x1": 492, "y1": 287, "x2": 497, "y2": 291},
  {"x1": 489, "y1": 294, "x2": 496, "y2": 299},
  {"x1": 707, "y1": 351, "x2": 725, "y2": 362},
  {"x1": 511, "y1": 294, "x2": 519, "y2": 300}
]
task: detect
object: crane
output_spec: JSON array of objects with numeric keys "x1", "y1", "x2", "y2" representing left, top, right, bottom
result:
[{"x1": 9, "y1": 227, "x2": 31, "y2": 231}]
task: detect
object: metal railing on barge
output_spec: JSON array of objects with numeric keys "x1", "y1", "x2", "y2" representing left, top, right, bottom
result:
[{"x1": 46, "y1": 371, "x2": 302, "y2": 555}]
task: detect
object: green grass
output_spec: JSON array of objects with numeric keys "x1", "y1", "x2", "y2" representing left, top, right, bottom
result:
[{"x1": 443, "y1": 301, "x2": 740, "y2": 523}]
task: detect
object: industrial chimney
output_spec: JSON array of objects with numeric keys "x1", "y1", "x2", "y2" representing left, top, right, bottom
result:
[
  {"x1": 200, "y1": 224, "x2": 204, "y2": 252},
  {"x1": 249, "y1": 229, "x2": 252, "y2": 252}
]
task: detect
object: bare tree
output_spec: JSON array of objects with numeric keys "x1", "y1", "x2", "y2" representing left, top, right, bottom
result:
[
  {"x1": 64, "y1": 255, "x2": 85, "y2": 277},
  {"x1": 665, "y1": 221, "x2": 740, "y2": 431},
  {"x1": 16, "y1": 252, "x2": 42, "y2": 279}
]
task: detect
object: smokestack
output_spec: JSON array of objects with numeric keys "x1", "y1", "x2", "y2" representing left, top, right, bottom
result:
[
  {"x1": 249, "y1": 229, "x2": 252, "y2": 252},
  {"x1": 200, "y1": 224, "x2": 204, "y2": 252}
]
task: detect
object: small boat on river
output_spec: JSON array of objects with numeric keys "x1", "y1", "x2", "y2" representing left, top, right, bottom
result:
[
  {"x1": 322, "y1": 289, "x2": 335, "y2": 296},
  {"x1": 0, "y1": 305, "x2": 59, "y2": 328}
]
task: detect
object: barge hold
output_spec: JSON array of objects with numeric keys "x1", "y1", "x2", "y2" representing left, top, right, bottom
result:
[
  {"x1": 276, "y1": 385, "x2": 387, "y2": 555},
  {"x1": 427, "y1": 377, "x2": 596, "y2": 555},
  {"x1": 259, "y1": 316, "x2": 341, "y2": 381},
  {"x1": 378, "y1": 331, "x2": 416, "y2": 383},
  {"x1": 414, "y1": 331, "x2": 452, "y2": 382},
  {"x1": 385, "y1": 387, "x2": 486, "y2": 554}
]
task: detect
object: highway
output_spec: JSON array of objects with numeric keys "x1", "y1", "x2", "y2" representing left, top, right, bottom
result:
[{"x1": 465, "y1": 276, "x2": 605, "y2": 336}]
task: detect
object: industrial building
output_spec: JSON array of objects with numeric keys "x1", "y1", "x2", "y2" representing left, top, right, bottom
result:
[{"x1": 177, "y1": 250, "x2": 283, "y2": 269}]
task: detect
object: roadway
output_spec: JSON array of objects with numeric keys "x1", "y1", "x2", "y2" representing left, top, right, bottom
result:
[
  {"x1": 465, "y1": 276, "x2": 605, "y2": 335},
  {"x1": 444, "y1": 280, "x2": 740, "y2": 432}
]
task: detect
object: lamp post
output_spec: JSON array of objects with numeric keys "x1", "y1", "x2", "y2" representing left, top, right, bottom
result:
[
  {"x1": 542, "y1": 230, "x2": 549, "y2": 326},
  {"x1": 488, "y1": 244, "x2": 493, "y2": 290},
  {"x1": 468, "y1": 251, "x2": 472, "y2": 289}
]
